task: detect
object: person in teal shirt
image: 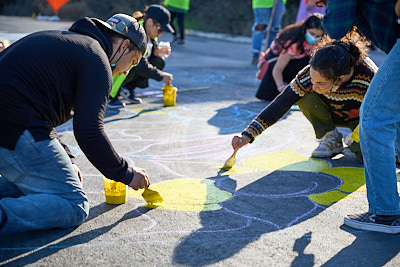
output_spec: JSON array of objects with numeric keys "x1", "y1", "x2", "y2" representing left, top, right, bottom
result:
[
  {"x1": 162, "y1": 0, "x2": 190, "y2": 45},
  {"x1": 252, "y1": 0, "x2": 287, "y2": 65}
]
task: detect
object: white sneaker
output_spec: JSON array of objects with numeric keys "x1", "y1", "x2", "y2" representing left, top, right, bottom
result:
[
  {"x1": 312, "y1": 128, "x2": 343, "y2": 157},
  {"x1": 344, "y1": 134, "x2": 353, "y2": 147}
]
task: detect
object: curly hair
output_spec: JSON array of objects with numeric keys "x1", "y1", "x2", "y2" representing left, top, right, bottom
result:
[
  {"x1": 274, "y1": 13, "x2": 324, "y2": 54},
  {"x1": 309, "y1": 26, "x2": 370, "y2": 82}
]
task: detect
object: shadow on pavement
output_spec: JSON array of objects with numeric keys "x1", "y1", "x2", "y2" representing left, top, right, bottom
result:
[
  {"x1": 207, "y1": 101, "x2": 301, "y2": 135},
  {"x1": 321, "y1": 226, "x2": 400, "y2": 266},
  {"x1": 0, "y1": 203, "x2": 152, "y2": 266},
  {"x1": 173, "y1": 168, "x2": 400, "y2": 266},
  {"x1": 173, "y1": 170, "x2": 341, "y2": 266}
]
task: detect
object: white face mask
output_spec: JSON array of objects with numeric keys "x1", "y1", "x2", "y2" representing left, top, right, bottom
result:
[
  {"x1": 331, "y1": 85, "x2": 339, "y2": 92},
  {"x1": 305, "y1": 31, "x2": 321, "y2": 44}
]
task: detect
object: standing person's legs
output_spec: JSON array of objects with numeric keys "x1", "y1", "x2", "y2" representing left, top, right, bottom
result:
[
  {"x1": 0, "y1": 130, "x2": 89, "y2": 236},
  {"x1": 252, "y1": 8, "x2": 269, "y2": 64},
  {"x1": 344, "y1": 40, "x2": 400, "y2": 234},
  {"x1": 169, "y1": 11, "x2": 178, "y2": 40},
  {"x1": 266, "y1": 0, "x2": 286, "y2": 49},
  {"x1": 176, "y1": 12, "x2": 186, "y2": 43},
  {"x1": 360, "y1": 40, "x2": 400, "y2": 216}
]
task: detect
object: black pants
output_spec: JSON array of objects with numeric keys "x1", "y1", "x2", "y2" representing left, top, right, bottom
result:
[
  {"x1": 122, "y1": 56, "x2": 166, "y2": 91},
  {"x1": 256, "y1": 53, "x2": 310, "y2": 101},
  {"x1": 170, "y1": 11, "x2": 186, "y2": 40}
]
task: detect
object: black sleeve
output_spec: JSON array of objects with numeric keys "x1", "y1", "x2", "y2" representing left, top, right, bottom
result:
[
  {"x1": 242, "y1": 85, "x2": 302, "y2": 142},
  {"x1": 72, "y1": 51, "x2": 134, "y2": 185},
  {"x1": 134, "y1": 57, "x2": 164, "y2": 81},
  {"x1": 256, "y1": 86, "x2": 302, "y2": 126}
]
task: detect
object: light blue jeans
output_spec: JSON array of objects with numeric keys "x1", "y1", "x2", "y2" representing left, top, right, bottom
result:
[
  {"x1": 252, "y1": 1, "x2": 286, "y2": 55},
  {"x1": 0, "y1": 130, "x2": 89, "y2": 235},
  {"x1": 360, "y1": 38, "x2": 400, "y2": 215}
]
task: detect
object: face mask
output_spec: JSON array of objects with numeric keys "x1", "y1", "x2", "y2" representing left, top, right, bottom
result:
[
  {"x1": 305, "y1": 31, "x2": 321, "y2": 44},
  {"x1": 331, "y1": 78, "x2": 341, "y2": 92},
  {"x1": 331, "y1": 85, "x2": 339, "y2": 92}
]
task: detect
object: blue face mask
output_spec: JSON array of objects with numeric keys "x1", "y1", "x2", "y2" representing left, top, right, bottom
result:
[{"x1": 305, "y1": 31, "x2": 321, "y2": 44}]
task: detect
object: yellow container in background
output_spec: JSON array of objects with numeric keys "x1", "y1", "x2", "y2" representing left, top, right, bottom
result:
[
  {"x1": 103, "y1": 177, "x2": 127, "y2": 204},
  {"x1": 162, "y1": 84, "x2": 178, "y2": 106}
]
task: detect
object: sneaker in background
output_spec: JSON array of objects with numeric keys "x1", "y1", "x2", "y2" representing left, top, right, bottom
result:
[
  {"x1": 120, "y1": 86, "x2": 142, "y2": 104},
  {"x1": 344, "y1": 212, "x2": 400, "y2": 234},
  {"x1": 312, "y1": 128, "x2": 343, "y2": 157},
  {"x1": 171, "y1": 37, "x2": 185, "y2": 46},
  {"x1": 107, "y1": 98, "x2": 125, "y2": 109}
]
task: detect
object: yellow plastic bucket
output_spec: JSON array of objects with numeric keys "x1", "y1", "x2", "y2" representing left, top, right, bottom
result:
[
  {"x1": 162, "y1": 84, "x2": 177, "y2": 106},
  {"x1": 103, "y1": 177, "x2": 127, "y2": 204}
]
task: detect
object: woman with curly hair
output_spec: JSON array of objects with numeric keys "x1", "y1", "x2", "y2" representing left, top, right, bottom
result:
[{"x1": 234, "y1": 27, "x2": 376, "y2": 160}]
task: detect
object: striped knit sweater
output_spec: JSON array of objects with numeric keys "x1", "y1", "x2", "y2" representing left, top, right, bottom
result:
[{"x1": 242, "y1": 57, "x2": 377, "y2": 142}]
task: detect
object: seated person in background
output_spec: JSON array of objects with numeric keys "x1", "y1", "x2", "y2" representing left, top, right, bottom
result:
[
  {"x1": 234, "y1": 27, "x2": 376, "y2": 160},
  {"x1": 108, "y1": 5, "x2": 174, "y2": 108},
  {"x1": 256, "y1": 13, "x2": 324, "y2": 101}
]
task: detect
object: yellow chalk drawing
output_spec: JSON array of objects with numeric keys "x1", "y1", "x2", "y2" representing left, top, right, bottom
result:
[
  {"x1": 128, "y1": 178, "x2": 232, "y2": 212},
  {"x1": 309, "y1": 167, "x2": 366, "y2": 205},
  {"x1": 321, "y1": 167, "x2": 365, "y2": 192},
  {"x1": 128, "y1": 148, "x2": 385, "y2": 211},
  {"x1": 219, "y1": 148, "x2": 370, "y2": 206},
  {"x1": 309, "y1": 190, "x2": 350, "y2": 206},
  {"x1": 221, "y1": 148, "x2": 329, "y2": 176}
]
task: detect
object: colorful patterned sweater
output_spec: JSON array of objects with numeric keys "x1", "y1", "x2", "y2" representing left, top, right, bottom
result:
[{"x1": 242, "y1": 57, "x2": 377, "y2": 142}]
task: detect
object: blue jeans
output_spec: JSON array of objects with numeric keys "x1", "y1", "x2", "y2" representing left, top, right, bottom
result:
[
  {"x1": 252, "y1": 1, "x2": 286, "y2": 54},
  {"x1": 0, "y1": 130, "x2": 89, "y2": 235},
  {"x1": 360, "y1": 38, "x2": 400, "y2": 215}
]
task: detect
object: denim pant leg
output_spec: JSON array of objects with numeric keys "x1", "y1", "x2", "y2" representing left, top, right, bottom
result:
[
  {"x1": 360, "y1": 39, "x2": 400, "y2": 215},
  {"x1": 0, "y1": 130, "x2": 89, "y2": 235},
  {"x1": 266, "y1": 0, "x2": 285, "y2": 49},
  {"x1": 252, "y1": 8, "x2": 269, "y2": 54}
]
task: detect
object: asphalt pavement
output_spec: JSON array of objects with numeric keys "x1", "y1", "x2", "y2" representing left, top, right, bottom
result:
[{"x1": 1, "y1": 15, "x2": 399, "y2": 267}]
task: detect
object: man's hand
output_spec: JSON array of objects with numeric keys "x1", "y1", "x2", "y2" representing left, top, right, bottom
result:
[
  {"x1": 72, "y1": 163, "x2": 83, "y2": 185},
  {"x1": 129, "y1": 167, "x2": 150, "y2": 190},
  {"x1": 162, "y1": 73, "x2": 173, "y2": 84},
  {"x1": 155, "y1": 46, "x2": 171, "y2": 58}
]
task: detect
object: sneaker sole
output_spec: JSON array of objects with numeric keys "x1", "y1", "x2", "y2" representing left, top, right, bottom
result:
[
  {"x1": 107, "y1": 105, "x2": 125, "y2": 109},
  {"x1": 344, "y1": 217, "x2": 400, "y2": 234},
  {"x1": 312, "y1": 146, "x2": 344, "y2": 158},
  {"x1": 121, "y1": 95, "x2": 142, "y2": 104}
]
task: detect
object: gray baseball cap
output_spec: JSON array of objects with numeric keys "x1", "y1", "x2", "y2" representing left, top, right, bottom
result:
[{"x1": 96, "y1": 13, "x2": 147, "y2": 54}]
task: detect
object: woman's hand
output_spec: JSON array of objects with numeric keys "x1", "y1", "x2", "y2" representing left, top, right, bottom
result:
[{"x1": 232, "y1": 135, "x2": 251, "y2": 150}]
